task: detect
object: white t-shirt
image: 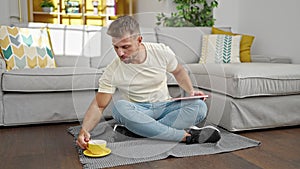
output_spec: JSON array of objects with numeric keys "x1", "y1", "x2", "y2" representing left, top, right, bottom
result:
[{"x1": 98, "y1": 42, "x2": 178, "y2": 102}]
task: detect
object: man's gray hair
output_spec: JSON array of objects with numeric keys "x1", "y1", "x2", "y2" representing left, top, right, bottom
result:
[{"x1": 107, "y1": 15, "x2": 141, "y2": 38}]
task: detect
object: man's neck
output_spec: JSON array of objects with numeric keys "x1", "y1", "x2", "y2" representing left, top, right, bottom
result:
[{"x1": 132, "y1": 44, "x2": 146, "y2": 64}]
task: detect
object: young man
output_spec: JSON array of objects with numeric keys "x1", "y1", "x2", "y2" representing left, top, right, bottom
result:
[{"x1": 76, "y1": 16, "x2": 220, "y2": 149}]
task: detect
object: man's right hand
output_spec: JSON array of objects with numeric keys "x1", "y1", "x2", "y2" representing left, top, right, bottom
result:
[
  {"x1": 76, "y1": 93, "x2": 112, "y2": 149},
  {"x1": 76, "y1": 128, "x2": 90, "y2": 149}
]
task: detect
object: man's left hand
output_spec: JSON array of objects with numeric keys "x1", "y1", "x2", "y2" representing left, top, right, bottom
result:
[{"x1": 190, "y1": 90, "x2": 207, "y2": 101}]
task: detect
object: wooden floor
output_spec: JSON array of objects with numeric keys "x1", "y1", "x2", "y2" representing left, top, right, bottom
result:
[{"x1": 0, "y1": 122, "x2": 299, "y2": 169}]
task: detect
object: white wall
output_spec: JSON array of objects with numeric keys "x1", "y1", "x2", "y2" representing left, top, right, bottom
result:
[
  {"x1": 134, "y1": 0, "x2": 176, "y2": 27},
  {"x1": 214, "y1": 0, "x2": 300, "y2": 63},
  {"x1": 0, "y1": 0, "x2": 28, "y2": 25},
  {"x1": 135, "y1": 0, "x2": 300, "y2": 63},
  {"x1": 0, "y1": 0, "x2": 11, "y2": 25},
  {"x1": 213, "y1": 0, "x2": 239, "y2": 29}
]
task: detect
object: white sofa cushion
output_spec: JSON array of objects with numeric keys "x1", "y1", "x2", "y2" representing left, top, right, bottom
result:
[
  {"x1": 155, "y1": 27, "x2": 232, "y2": 64},
  {"x1": 2, "y1": 67, "x2": 104, "y2": 92},
  {"x1": 186, "y1": 63, "x2": 300, "y2": 98},
  {"x1": 54, "y1": 55, "x2": 90, "y2": 67},
  {"x1": 156, "y1": 27, "x2": 211, "y2": 64},
  {"x1": 23, "y1": 23, "x2": 102, "y2": 68},
  {"x1": 47, "y1": 24, "x2": 102, "y2": 58}
]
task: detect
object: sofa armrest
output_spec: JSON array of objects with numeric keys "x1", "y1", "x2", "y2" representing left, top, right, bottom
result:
[
  {"x1": 0, "y1": 58, "x2": 4, "y2": 125},
  {"x1": 251, "y1": 55, "x2": 292, "y2": 64},
  {"x1": 0, "y1": 58, "x2": 6, "y2": 71},
  {"x1": 269, "y1": 57, "x2": 292, "y2": 64},
  {"x1": 0, "y1": 58, "x2": 6, "y2": 93}
]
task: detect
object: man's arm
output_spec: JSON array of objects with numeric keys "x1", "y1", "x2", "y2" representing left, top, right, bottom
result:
[
  {"x1": 76, "y1": 92, "x2": 112, "y2": 149},
  {"x1": 171, "y1": 64, "x2": 205, "y2": 96}
]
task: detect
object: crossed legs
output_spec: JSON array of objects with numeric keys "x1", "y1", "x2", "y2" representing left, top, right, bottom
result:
[{"x1": 112, "y1": 99, "x2": 207, "y2": 142}]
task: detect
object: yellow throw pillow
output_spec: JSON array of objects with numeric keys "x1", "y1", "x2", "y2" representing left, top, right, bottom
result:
[
  {"x1": 0, "y1": 26, "x2": 56, "y2": 70},
  {"x1": 212, "y1": 27, "x2": 255, "y2": 62}
]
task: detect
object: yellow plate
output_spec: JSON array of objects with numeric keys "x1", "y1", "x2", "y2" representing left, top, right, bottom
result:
[{"x1": 83, "y1": 147, "x2": 111, "y2": 158}]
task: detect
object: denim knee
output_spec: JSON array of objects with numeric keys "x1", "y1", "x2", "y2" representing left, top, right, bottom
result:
[
  {"x1": 112, "y1": 100, "x2": 133, "y2": 123},
  {"x1": 194, "y1": 99, "x2": 208, "y2": 123}
]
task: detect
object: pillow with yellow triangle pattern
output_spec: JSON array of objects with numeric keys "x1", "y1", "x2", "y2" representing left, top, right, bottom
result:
[{"x1": 0, "y1": 26, "x2": 56, "y2": 71}]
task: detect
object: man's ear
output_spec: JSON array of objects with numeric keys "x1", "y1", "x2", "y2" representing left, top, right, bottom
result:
[{"x1": 138, "y1": 36, "x2": 143, "y2": 43}]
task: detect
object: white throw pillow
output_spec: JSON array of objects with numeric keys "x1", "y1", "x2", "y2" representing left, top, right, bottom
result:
[{"x1": 199, "y1": 34, "x2": 242, "y2": 64}]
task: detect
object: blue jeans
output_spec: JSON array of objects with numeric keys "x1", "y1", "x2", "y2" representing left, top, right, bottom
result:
[{"x1": 112, "y1": 99, "x2": 207, "y2": 142}]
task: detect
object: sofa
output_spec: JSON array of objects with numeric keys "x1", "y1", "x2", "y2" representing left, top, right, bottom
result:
[{"x1": 0, "y1": 23, "x2": 299, "y2": 132}]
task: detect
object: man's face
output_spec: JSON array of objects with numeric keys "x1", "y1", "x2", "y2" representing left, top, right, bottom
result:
[{"x1": 112, "y1": 35, "x2": 142, "y2": 64}]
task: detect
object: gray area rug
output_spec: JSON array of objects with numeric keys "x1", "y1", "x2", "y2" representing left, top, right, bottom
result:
[{"x1": 68, "y1": 120, "x2": 260, "y2": 169}]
